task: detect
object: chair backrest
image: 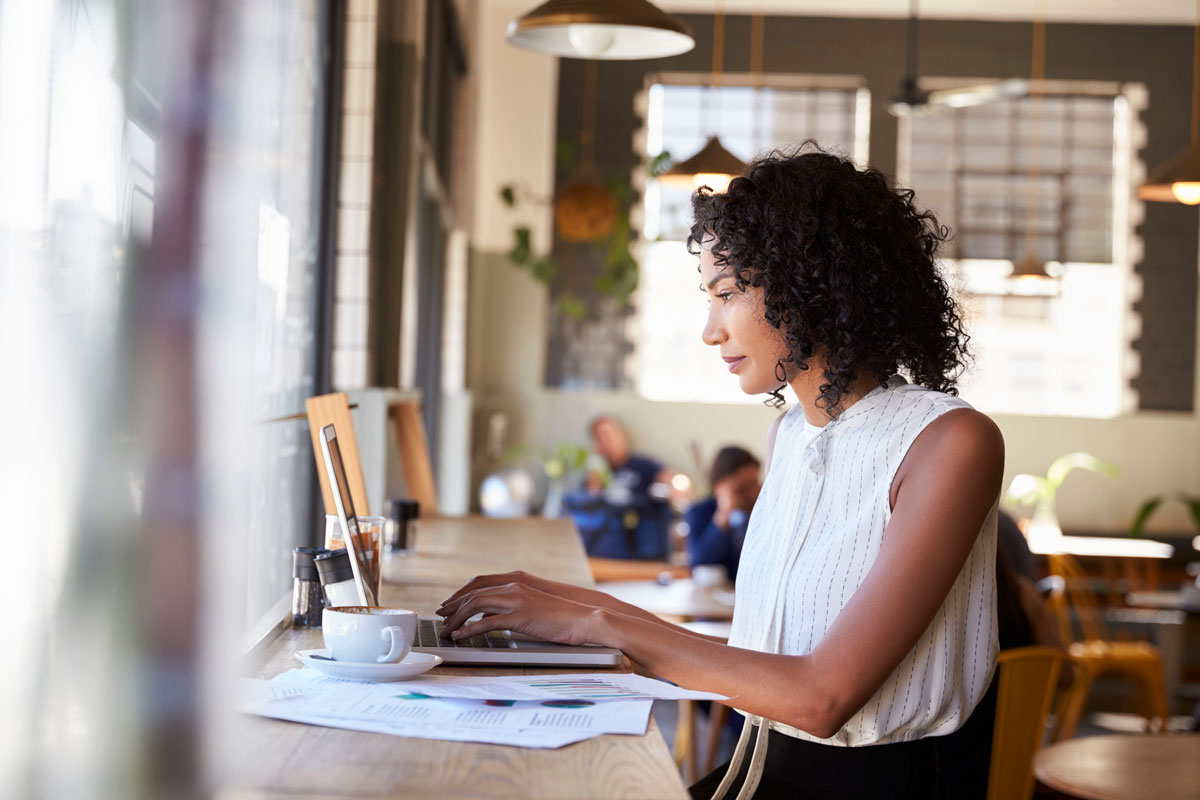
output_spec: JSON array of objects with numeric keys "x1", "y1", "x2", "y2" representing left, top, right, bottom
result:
[
  {"x1": 1045, "y1": 552, "x2": 1108, "y2": 643},
  {"x1": 306, "y1": 392, "x2": 372, "y2": 516},
  {"x1": 388, "y1": 398, "x2": 438, "y2": 515},
  {"x1": 987, "y1": 646, "x2": 1064, "y2": 800}
]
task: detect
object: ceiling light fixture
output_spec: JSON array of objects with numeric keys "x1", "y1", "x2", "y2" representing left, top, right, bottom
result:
[
  {"x1": 1008, "y1": 13, "x2": 1059, "y2": 294},
  {"x1": 1137, "y1": 0, "x2": 1200, "y2": 204},
  {"x1": 506, "y1": 0, "x2": 695, "y2": 61},
  {"x1": 660, "y1": 0, "x2": 747, "y2": 192}
]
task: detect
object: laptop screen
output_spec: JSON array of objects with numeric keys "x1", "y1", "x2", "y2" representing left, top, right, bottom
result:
[{"x1": 319, "y1": 423, "x2": 376, "y2": 606}]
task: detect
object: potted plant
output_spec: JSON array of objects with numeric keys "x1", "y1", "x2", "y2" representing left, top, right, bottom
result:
[{"x1": 1004, "y1": 452, "x2": 1120, "y2": 551}]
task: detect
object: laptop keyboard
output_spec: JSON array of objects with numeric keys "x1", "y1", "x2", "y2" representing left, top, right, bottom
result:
[{"x1": 416, "y1": 617, "x2": 511, "y2": 649}]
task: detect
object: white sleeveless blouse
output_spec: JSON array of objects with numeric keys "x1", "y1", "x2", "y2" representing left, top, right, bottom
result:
[{"x1": 728, "y1": 377, "x2": 998, "y2": 746}]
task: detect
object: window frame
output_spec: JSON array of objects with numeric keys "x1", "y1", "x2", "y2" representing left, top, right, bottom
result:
[{"x1": 895, "y1": 77, "x2": 1146, "y2": 418}]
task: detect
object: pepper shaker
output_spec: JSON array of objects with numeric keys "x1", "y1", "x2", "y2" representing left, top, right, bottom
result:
[
  {"x1": 384, "y1": 498, "x2": 419, "y2": 554},
  {"x1": 291, "y1": 547, "x2": 328, "y2": 626}
]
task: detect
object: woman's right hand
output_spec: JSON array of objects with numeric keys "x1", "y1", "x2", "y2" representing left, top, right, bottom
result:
[{"x1": 436, "y1": 571, "x2": 612, "y2": 617}]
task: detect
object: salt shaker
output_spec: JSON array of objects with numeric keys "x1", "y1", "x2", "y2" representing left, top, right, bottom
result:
[
  {"x1": 291, "y1": 547, "x2": 327, "y2": 626},
  {"x1": 315, "y1": 549, "x2": 361, "y2": 607}
]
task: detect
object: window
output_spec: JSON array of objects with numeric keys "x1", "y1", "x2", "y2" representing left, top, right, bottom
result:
[
  {"x1": 899, "y1": 80, "x2": 1141, "y2": 418},
  {"x1": 635, "y1": 75, "x2": 870, "y2": 403},
  {"x1": 234, "y1": 1, "x2": 333, "y2": 630}
]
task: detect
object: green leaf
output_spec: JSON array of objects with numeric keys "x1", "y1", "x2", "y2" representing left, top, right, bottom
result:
[
  {"x1": 556, "y1": 139, "x2": 578, "y2": 174},
  {"x1": 507, "y1": 226, "x2": 532, "y2": 266},
  {"x1": 1128, "y1": 496, "x2": 1164, "y2": 538},
  {"x1": 648, "y1": 150, "x2": 673, "y2": 178},
  {"x1": 531, "y1": 257, "x2": 557, "y2": 283},
  {"x1": 555, "y1": 293, "x2": 586, "y2": 320},
  {"x1": 500, "y1": 185, "x2": 516, "y2": 207},
  {"x1": 1045, "y1": 452, "x2": 1120, "y2": 492},
  {"x1": 1185, "y1": 498, "x2": 1200, "y2": 535},
  {"x1": 605, "y1": 175, "x2": 631, "y2": 204}
]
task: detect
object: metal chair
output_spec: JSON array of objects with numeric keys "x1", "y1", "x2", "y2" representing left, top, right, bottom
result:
[
  {"x1": 1045, "y1": 552, "x2": 1168, "y2": 740},
  {"x1": 988, "y1": 646, "x2": 1065, "y2": 800}
]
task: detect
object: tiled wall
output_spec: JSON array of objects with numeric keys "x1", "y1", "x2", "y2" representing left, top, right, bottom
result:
[{"x1": 331, "y1": 0, "x2": 378, "y2": 390}]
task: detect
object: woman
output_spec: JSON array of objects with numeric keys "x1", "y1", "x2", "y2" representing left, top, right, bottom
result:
[
  {"x1": 685, "y1": 445, "x2": 762, "y2": 581},
  {"x1": 438, "y1": 146, "x2": 1002, "y2": 799}
]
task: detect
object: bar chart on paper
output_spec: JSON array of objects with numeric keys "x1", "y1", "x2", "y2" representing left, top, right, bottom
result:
[{"x1": 521, "y1": 678, "x2": 653, "y2": 700}]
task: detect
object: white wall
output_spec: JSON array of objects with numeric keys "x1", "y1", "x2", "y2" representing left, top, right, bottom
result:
[{"x1": 463, "y1": 1, "x2": 1200, "y2": 535}]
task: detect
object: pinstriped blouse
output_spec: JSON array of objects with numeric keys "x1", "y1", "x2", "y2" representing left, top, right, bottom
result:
[{"x1": 727, "y1": 377, "x2": 998, "y2": 746}]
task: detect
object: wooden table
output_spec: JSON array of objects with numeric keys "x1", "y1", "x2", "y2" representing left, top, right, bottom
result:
[
  {"x1": 230, "y1": 516, "x2": 687, "y2": 799},
  {"x1": 1033, "y1": 734, "x2": 1200, "y2": 800},
  {"x1": 601, "y1": 579, "x2": 735, "y2": 622}
]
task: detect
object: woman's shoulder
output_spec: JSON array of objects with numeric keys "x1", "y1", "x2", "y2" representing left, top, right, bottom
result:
[{"x1": 897, "y1": 404, "x2": 1005, "y2": 489}]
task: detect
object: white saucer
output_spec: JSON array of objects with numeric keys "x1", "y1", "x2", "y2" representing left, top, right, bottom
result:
[{"x1": 295, "y1": 649, "x2": 442, "y2": 682}]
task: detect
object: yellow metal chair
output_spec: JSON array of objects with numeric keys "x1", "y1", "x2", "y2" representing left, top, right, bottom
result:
[
  {"x1": 988, "y1": 647, "x2": 1064, "y2": 800},
  {"x1": 1045, "y1": 553, "x2": 1168, "y2": 740}
]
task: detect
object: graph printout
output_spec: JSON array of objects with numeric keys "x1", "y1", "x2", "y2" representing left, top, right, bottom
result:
[
  {"x1": 390, "y1": 672, "x2": 728, "y2": 702},
  {"x1": 239, "y1": 673, "x2": 656, "y2": 748}
]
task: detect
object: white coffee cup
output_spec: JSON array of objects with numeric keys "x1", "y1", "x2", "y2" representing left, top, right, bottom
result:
[
  {"x1": 692, "y1": 564, "x2": 727, "y2": 588},
  {"x1": 322, "y1": 606, "x2": 417, "y2": 664}
]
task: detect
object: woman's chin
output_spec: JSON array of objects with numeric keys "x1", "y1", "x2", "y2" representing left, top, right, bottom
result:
[{"x1": 736, "y1": 373, "x2": 773, "y2": 396}]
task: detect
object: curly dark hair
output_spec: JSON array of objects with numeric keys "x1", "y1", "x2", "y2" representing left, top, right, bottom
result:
[{"x1": 687, "y1": 142, "x2": 970, "y2": 415}]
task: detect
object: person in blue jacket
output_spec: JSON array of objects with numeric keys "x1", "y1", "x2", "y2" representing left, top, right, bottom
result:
[
  {"x1": 565, "y1": 415, "x2": 680, "y2": 560},
  {"x1": 684, "y1": 446, "x2": 762, "y2": 581}
]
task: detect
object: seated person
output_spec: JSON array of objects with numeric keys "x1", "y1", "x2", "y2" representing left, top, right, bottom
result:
[
  {"x1": 684, "y1": 446, "x2": 762, "y2": 582},
  {"x1": 564, "y1": 415, "x2": 677, "y2": 560}
]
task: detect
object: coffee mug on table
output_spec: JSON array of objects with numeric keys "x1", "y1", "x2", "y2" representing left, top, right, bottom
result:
[{"x1": 322, "y1": 606, "x2": 417, "y2": 663}]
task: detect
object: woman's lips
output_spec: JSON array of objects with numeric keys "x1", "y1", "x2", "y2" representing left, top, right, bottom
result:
[{"x1": 724, "y1": 356, "x2": 746, "y2": 373}]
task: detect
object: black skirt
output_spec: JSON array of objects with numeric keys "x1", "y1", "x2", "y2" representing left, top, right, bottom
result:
[{"x1": 689, "y1": 675, "x2": 998, "y2": 800}]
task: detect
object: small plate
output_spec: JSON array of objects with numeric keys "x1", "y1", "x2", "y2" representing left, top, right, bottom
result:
[{"x1": 295, "y1": 649, "x2": 442, "y2": 682}]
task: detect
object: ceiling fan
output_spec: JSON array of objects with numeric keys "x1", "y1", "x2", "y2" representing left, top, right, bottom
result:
[{"x1": 889, "y1": 0, "x2": 1030, "y2": 116}]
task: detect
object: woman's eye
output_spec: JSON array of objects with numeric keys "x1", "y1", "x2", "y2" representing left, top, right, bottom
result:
[{"x1": 717, "y1": 291, "x2": 734, "y2": 303}]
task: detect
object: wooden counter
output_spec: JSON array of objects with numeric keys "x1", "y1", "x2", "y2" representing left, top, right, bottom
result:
[{"x1": 229, "y1": 516, "x2": 688, "y2": 799}]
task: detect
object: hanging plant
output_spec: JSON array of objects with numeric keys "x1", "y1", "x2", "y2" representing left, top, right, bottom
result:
[{"x1": 498, "y1": 145, "x2": 671, "y2": 320}]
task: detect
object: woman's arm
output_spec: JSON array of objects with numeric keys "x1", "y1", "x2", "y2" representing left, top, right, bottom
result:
[
  {"x1": 437, "y1": 571, "x2": 729, "y2": 643},
  {"x1": 441, "y1": 409, "x2": 1003, "y2": 737}
]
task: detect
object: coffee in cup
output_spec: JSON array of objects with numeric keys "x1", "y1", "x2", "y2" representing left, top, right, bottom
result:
[{"x1": 322, "y1": 606, "x2": 417, "y2": 664}]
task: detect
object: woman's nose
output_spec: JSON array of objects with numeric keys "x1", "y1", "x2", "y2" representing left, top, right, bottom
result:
[{"x1": 701, "y1": 305, "x2": 725, "y2": 347}]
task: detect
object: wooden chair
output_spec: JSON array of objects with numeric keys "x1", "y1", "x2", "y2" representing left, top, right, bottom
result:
[
  {"x1": 388, "y1": 397, "x2": 438, "y2": 515},
  {"x1": 1045, "y1": 552, "x2": 1168, "y2": 740},
  {"x1": 588, "y1": 557, "x2": 690, "y2": 583},
  {"x1": 306, "y1": 392, "x2": 372, "y2": 516},
  {"x1": 987, "y1": 647, "x2": 1064, "y2": 800}
]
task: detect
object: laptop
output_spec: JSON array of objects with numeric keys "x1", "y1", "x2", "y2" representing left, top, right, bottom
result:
[{"x1": 318, "y1": 423, "x2": 623, "y2": 667}]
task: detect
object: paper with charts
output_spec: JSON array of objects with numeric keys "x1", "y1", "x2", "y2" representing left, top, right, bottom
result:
[
  {"x1": 381, "y1": 672, "x2": 730, "y2": 701},
  {"x1": 239, "y1": 669, "x2": 674, "y2": 749}
]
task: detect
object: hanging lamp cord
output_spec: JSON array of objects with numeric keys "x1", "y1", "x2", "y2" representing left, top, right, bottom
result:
[
  {"x1": 1191, "y1": 0, "x2": 1199, "y2": 145},
  {"x1": 750, "y1": 1, "x2": 764, "y2": 153},
  {"x1": 1022, "y1": 12, "x2": 1046, "y2": 264},
  {"x1": 581, "y1": 60, "x2": 598, "y2": 168}
]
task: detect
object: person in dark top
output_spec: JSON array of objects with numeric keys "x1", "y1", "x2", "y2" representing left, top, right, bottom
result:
[
  {"x1": 996, "y1": 510, "x2": 1036, "y2": 583},
  {"x1": 685, "y1": 446, "x2": 762, "y2": 581},
  {"x1": 565, "y1": 415, "x2": 678, "y2": 560}
]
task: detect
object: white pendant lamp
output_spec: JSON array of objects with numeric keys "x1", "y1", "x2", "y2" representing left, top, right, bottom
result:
[{"x1": 506, "y1": 0, "x2": 695, "y2": 61}]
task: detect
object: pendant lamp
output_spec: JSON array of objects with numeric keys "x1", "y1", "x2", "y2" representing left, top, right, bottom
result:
[
  {"x1": 1007, "y1": 15, "x2": 1059, "y2": 296},
  {"x1": 507, "y1": 0, "x2": 694, "y2": 61},
  {"x1": 1137, "y1": 0, "x2": 1200, "y2": 204},
  {"x1": 660, "y1": 1, "x2": 747, "y2": 192}
]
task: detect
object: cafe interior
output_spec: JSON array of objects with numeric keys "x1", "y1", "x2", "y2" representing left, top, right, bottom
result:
[{"x1": 6, "y1": 0, "x2": 1200, "y2": 797}]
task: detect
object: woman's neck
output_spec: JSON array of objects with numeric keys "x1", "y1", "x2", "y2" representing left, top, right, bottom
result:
[{"x1": 788, "y1": 365, "x2": 882, "y2": 427}]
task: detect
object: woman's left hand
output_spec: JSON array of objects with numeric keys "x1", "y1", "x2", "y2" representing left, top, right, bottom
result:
[{"x1": 436, "y1": 582, "x2": 607, "y2": 647}]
